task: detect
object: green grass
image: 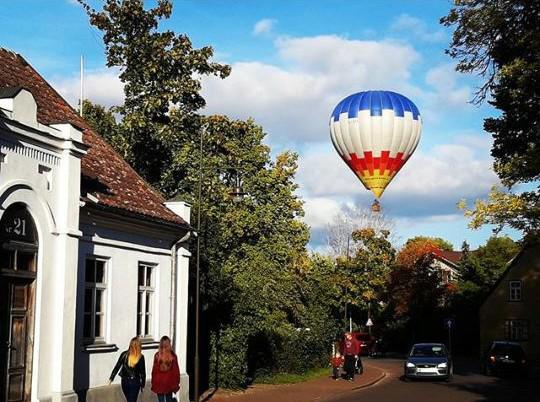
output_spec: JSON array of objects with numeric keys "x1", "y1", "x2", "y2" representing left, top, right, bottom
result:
[{"x1": 255, "y1": 367, "x2": 329, "y2": 385}]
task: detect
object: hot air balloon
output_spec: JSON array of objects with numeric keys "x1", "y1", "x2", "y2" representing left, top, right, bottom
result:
[{"x1": 329, "y1": 90, "x2": 422, "y2": 200}]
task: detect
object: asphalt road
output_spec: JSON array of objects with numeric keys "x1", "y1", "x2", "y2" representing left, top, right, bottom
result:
[{"x1": 327, "y1": 358, "x2": 539, "y2": 402}]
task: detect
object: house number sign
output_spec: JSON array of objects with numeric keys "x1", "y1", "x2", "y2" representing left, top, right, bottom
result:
[
  {"x1": 3, "y1": 217, "x2": 27, "y2": 237},
  {"x1": 0, "y1": 205, "x2": 36, "y2": 243}
]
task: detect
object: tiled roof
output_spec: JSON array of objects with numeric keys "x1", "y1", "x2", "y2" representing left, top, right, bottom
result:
[
  {"x1": 433, "y1": 249, "x2": 464, "y2": 267},
  {"x1": 0, "y1": 48, "x2": 187, "y2": 228}
]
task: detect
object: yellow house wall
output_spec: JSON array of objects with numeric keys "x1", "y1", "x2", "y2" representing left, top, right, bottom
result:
[{"x1": 480, "y1": 244, "x2": 540, "y2": 360}]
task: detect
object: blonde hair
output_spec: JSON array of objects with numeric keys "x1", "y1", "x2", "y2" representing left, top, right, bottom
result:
[
  {"x1": 157, "y1": 335, "x2": 174, "y2": 368},
  {"x1": 127, "y1": 337, "x2": 142, "y2": 368}
]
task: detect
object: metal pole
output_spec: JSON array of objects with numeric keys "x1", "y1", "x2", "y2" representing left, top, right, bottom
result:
[
  {"x1": 448, "y1": 325, "x2": 452, "y2": 355},
  {"x1": 194, "y1": 124, "x2": 204, "y2": 402},
  {"x1": 368, "y1": 302, "x2": 372, "y2": 335},
  {"x1": 344, "y1": 235, "x2": 350, "y2": 330},
  {"x1": 80, "y1": 55, "x2": 84, "y2": 117}
]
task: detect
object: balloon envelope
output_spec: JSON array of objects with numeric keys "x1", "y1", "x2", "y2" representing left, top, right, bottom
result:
[{"x1": 329, "y1": 90, "x2": 422, "y2": 198}]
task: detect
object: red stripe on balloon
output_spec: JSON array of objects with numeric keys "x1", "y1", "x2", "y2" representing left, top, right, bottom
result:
[
  {"x1": 364, "y1": 151, "x2": 374, "y2": 175},
  {"x1": 380, "y1": 150, "x2": 390, "y2": 172},
  {"x1": 346, "y1": 152, "x2": 409, "y2": 176}
]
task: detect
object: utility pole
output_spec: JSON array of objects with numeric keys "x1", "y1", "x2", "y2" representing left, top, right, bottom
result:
[
  {"x1": 344, "y1": 235, "x2": 350, "y2": 331},
  {"x1": 79, "y1": 55, "x2": 84, "y2": 117}
]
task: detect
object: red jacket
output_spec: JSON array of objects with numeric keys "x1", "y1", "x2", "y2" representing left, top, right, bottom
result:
[
  {"x1": 330, "y1": 356, "x2": 344, "y2": 368},
  {"x1": 340, "y1": 337, "x2": 360, "y2": 356},
  {"x1": 151, "y1": 352, "x2": 180, "y2": 394}
]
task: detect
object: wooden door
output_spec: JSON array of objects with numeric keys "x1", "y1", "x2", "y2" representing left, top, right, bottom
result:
[{"x1": 1, "y1": 204, "x2": 38, "y2": 402}]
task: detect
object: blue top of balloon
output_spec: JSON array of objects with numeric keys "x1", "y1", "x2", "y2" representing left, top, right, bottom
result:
[{"x1": 331, "y1": 90, "x2": 420, "y2": 122}]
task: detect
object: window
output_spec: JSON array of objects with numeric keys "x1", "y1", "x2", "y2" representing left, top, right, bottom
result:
[
  {"x1": 137, "y1": 263, "x2": 156, "y2": 338},
  {"x1": 441, "y1": 271, "x2": 450, "y2": 284},
  {"x1": 84, "y1": 258, "x2": 107, "y2": 343},
  {"x1": 509, "y1": 280, "x2": 522, "y2": 301},
  {"x1": 505, "y1": 320, "x2": 529, "y2": 341}
]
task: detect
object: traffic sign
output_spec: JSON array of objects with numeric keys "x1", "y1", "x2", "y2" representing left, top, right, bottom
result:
[
  {"x1": 366, "y1": 318, "x2": 374, "y2": 327},
  {"x1": 444, "y1": 318, "x2": 455, "y2": 329}
]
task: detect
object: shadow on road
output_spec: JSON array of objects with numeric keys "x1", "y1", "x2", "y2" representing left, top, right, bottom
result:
[{"x1": 442, "y1": 357, "x2": 538, "y2": 402}]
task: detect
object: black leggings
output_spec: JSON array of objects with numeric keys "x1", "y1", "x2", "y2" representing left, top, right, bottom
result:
[
  {"x1": 121, "y1": 377, "x2": 141, "y2": 402},
  {"x1": 344, "y1": 355, "x2": 356, "y2": 379}
]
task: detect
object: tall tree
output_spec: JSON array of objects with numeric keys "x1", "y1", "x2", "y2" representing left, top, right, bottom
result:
[
  {"x1": 442, "y1": 0, "x2": 540, "y2": 234},
  {"x1": 386, "y1": 240, "x2": 450, "y2": 343},
  {"x1": 78, "y1": 0, "x2": 230, "y2": 191}
]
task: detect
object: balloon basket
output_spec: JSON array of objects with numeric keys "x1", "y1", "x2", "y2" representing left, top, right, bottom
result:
[{"x1": 371, "y1": 199, "x2": 381, "y2": 213}]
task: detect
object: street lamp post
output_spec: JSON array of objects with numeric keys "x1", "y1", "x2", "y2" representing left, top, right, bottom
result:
[
  {"x1": 193, "y1": 123, "x2": 245, "y2": 402},
  {"x1": 193, "y1": 123, "x2": 203, "y2": 402}
]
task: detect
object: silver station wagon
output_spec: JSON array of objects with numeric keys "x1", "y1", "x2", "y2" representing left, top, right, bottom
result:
[{"x1": 404, "y1": 343, "x2": 452, "y2": 381}]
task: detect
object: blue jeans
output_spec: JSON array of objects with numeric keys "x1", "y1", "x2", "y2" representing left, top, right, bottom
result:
[
  {"x1": 121, "y1": 377, "x2": 141, "y2": 402},
  {"x1": 157, "y1": 393, "x2": 173, "y2": 402}
]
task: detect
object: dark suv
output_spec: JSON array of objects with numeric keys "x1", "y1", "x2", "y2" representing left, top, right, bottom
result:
[{"x1": 483, "y1": 341, "x2": 528, "y2": 377}]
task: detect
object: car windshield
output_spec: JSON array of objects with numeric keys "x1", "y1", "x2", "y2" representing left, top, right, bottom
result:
[
  {"x1": 492, "y1": 345, "x2": 524, "y2": 357},
  {"x1": 410, "y1": 345, "x2": 447, "y2": 357}
]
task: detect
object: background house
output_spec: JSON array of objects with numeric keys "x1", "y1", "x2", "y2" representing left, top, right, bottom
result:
[
  {"x1": 432, "y1": 249, "x2": 462, "y2": 284},
  {"x1": 0, "y1": 48, "x2": 192, "y2": 402},
  {"x1": 480, "y1": 243, "x2": 540, "y2": 361}
]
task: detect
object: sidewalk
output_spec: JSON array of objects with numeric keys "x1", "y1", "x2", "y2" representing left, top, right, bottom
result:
[{"x1": 203, "y1": 361, "x2": 386, "y2": 402}]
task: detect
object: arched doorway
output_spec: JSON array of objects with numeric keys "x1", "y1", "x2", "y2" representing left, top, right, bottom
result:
[{"x1": 0, "y1": 203, "x2": 38, "y2": 402}]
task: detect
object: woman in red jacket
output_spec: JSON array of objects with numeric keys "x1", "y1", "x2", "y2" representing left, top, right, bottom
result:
[{"x1": 151, "y1": 336, "x2": 180, "y2": 402}]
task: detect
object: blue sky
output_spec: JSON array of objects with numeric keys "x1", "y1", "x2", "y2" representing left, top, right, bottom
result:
[{"x1": 1, "y1": 0, "x2": 521, "y2": 251}]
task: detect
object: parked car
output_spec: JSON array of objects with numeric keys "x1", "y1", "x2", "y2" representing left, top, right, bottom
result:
[
  {"x1": 404, "y1": 343, "x2": 452, "y2": 381},
  {"x1": 353, "y1": 332, "x2": 376, "y2": 356},
  {"x1": 482, "y1": 341, "x2": 528, "y2": 377}
]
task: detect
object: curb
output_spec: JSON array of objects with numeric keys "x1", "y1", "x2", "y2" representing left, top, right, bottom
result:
[{"x1": 352, "y1": 370, "x2": 387, "y2": 390}]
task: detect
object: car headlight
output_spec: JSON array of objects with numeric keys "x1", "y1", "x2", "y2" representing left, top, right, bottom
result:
[
  {"x1": 406, "y1": 362, "x2": 416, "y2": 368},
  {"x1": 437, "y1": 362, "x2": 448, "y2": 368}
]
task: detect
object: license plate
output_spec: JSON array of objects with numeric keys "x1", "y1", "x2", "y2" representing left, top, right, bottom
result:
[{"x1": 417, "y1": 368, "x2": 437, "y2": 373}]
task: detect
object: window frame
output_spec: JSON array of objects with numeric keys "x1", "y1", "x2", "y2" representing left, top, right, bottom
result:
[
  {"x1": 137, "y1": 262, "x2": 157, "y2": 340},
  {"x1": 508, "y1": 280, "x2": 523, "y2": 302},
  {"x1": 83, "y1": 257, "x2": 108, "y2": 345},
  {"x1": 504, "y1": 319, "x2": 529, "y2": 341}
]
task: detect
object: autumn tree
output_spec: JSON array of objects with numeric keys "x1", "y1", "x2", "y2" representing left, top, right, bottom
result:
[
  {"x1": 385, "y1": 238, "x2": 450, "y2": 344},
  {"x1": 442, "y1": 0, "x2": 540, "y2": 234},
  {"x1": 404, "y1": 236, "x2": 454, "y2": 252}
]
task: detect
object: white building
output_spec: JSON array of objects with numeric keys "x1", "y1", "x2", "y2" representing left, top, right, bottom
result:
[
  {"x1": 431, "y1": 249, "x2": 462, "y2": 284},
  {"x1": 0, "y1": 48, "x2": 192, "y2": 402}
]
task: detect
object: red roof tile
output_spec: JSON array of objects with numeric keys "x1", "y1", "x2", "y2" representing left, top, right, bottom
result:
[
  {"x1": 0, "y1": 48, "x2": 187, "y2": 227},
  {"x1": 433, "y1": 249, "x2": 464, "y2": 266}
]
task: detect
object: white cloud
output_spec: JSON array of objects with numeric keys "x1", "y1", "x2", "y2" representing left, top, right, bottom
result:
[
  {"x1": 52, "y1": 69, "x2": 124, "y2": 108},
  {"x1": 202, "y1": 35, "x2": 420, "y2": 142},
  {"x1": 391, "y1": 14, "x2": 446, "y2": 43},
  {"x1": 302, "y1": 197, "x2": 342, "y2": 230},
  {"x1": 424, "y1": 63, "x2": 471, "y2": 108},
  {"x1": 253, "y1": 19, "x2": 276, "y2": 36},
  {"x1": 297, "y1": 135, "x2": 499, "y2": 219}
]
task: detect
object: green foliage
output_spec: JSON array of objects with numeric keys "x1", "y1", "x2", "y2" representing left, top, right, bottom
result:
[
  {"x1": 81, "y1": 99, "x2": 132, "y2": 159},
  {"x1": 442, "y1": 0, "x2": 540, "y2": 234},
  {"x1": 458, "y1": 236, "x2": 519, "y2": 292},
  {"x1": 78, "y1": 0, "x2": 230, "y2": 189},
  {"x1": 77, "y1": 0, "x2": 345, "y2": 390},
  {"x1": 405, "y1": 236, "x2": 454, "y2": 251},
  {"x1": 255, "y1": 367, "x2": 328, "y2": 385},
  {"x1": 336, "y1": 229, "x2": 395, "y2": 312}
]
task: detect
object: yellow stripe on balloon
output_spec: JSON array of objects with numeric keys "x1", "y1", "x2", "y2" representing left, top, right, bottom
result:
[{"x1": 354, "y1": 170, "x2": 394, "y2": 198}]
